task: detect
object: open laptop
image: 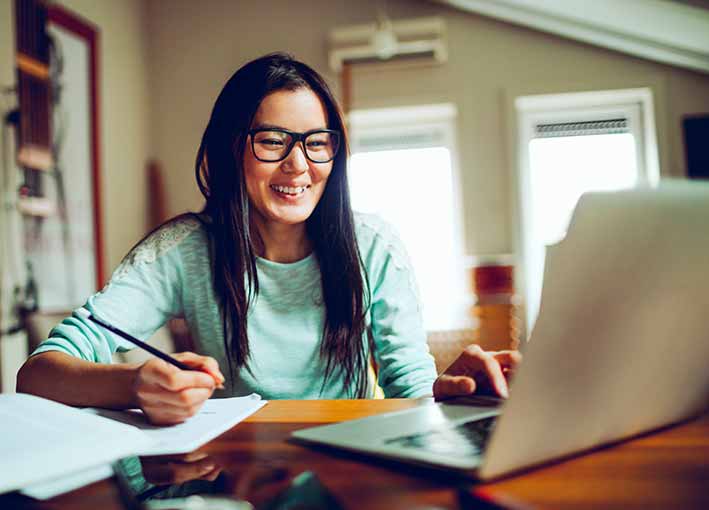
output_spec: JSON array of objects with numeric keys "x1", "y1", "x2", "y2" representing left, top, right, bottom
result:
[{"x1": 292, "y1": 181, "x2": 709, "y2": 480}]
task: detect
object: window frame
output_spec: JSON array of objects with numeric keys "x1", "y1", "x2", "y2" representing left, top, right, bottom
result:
[
  {"x1": 347, "y1": 103, "x2": 471, "y2": 331},
  {"x1": 514, "y1": 88, "x2": 660, "y2": 337}
]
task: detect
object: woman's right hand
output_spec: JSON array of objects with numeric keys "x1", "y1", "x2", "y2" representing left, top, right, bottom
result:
[{"x1": 133, "y1": 352, "x2": 225, "y2": 425}]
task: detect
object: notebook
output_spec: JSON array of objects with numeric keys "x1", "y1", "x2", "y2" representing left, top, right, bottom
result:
[{"x1": 292, "y1": 181, "x2": 709, "y2": 480}]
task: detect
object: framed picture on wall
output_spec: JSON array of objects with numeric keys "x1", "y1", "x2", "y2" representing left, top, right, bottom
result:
[{"x1": 24, "y1": 5, "x2": 104, "y2": 312}]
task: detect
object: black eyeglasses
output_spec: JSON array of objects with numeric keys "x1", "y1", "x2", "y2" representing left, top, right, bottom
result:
[{"x1": 248, "y1": 128, "x2": 341, "y2": 163}]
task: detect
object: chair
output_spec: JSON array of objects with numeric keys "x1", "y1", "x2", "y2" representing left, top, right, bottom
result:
[
  {"x1": 426, "y1": 328, "x2": 478, "y2": 373},
  {"x1": 25, "y1": 311, "x2": 71, "y2": 354}
]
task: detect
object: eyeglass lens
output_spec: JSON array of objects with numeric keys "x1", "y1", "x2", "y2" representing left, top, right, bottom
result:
[{"x1": 252, "y1": 131, "x2": 339, "y2": 162}]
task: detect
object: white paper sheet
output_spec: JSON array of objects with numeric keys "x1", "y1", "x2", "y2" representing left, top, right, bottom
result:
[
  {"x1": 20, "y1": 464, "x2": 113, "y2": 500},
  {"x1": 0, "y1": 393, "x2": 151, "y2": 495},
  {"x1": 0, "y1": 393, "x2": 267, "y2": 497},
  {"x1": 89, "y1": 394, "x2": 267, "y2": 456}
]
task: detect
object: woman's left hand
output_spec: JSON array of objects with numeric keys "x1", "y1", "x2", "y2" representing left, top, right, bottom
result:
[{"x1": 433, "y1": 345, "x2": 522, "y2": 400}]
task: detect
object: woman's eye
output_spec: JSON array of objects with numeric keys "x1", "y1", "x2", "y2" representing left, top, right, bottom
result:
[
  {"x1": 259, "y1": 139, "x2": 284, "y2": 146},
  {"x1": 307, "y1": 140, "x2": 327, "y2": 149}
]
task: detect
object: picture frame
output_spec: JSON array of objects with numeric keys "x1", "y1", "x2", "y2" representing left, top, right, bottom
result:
[{"x1": 24, "y1": 5, "x2": 104, "y2": 311}]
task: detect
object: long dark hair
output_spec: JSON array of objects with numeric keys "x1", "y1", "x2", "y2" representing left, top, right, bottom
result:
[{"x1": 194, "y1": 53, "x2": 371, "y2": 397}]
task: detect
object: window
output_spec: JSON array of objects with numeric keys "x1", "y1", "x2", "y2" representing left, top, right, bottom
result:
[
  {"x1": 348, "y1": 104, "x2": 468, "y2": 331},
  {"x1": 515, "y1": 89, "x2": 660, "y2": 336}
]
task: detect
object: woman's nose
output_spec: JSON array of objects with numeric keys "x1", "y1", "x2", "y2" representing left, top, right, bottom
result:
[{"x1": 281, "y1": 143, "x2": 309, "y2": 173}]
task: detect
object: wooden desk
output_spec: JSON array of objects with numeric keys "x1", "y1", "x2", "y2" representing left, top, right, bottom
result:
[{"x1": 4, "y1": 400, "x2": 708, "y2": 509}]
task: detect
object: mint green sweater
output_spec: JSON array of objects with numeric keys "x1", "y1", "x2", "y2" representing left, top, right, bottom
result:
[{"x1": 33, "y1": 213, "x2": 437, "y2": 399}]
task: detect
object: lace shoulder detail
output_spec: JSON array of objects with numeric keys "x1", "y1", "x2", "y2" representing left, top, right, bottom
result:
[
  {"x1": 354, "y1": 212, "x2": 422, "y2": 308},
  {"x1": 354, "y1": 212, "x2": 411, "y2": 271},
  {"x1": 106, "y1": 215, "x2": 203, "y2": 287}
]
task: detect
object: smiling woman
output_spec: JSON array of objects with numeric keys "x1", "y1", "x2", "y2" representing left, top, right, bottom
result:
[{"x1": 17, "y1": 53, "x2": 521, "y2": 425}]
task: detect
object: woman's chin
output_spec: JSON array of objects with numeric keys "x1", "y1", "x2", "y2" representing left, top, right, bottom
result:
[{"x1": 266, "y1": 206, "x2": 315, "y2": 226}]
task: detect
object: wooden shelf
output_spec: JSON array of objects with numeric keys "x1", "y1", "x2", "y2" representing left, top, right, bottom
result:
[{"x1": 16, "y1": 52, "x2": 49, "y2": 81}]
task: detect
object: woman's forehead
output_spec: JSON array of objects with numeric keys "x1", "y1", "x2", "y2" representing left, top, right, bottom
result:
[{"x1": 252, "y1": 88, "x2": 329, "y2": 131}]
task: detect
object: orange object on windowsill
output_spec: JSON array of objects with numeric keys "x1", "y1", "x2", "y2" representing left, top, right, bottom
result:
[{"x1": 471, "y1": 263, "x2": 520, "y2": 351}]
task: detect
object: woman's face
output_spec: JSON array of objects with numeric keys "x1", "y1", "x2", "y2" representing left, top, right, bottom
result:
[{"x1": 244, "y1": 87, "x2": 334, "y2": 229}]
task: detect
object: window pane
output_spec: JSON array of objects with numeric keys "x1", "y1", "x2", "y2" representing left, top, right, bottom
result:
[
  {"x1": 529, "y1": 133, "x2": 638, "y2": 245},
  {"x1": 349, "y1": 148, "x2": 466, "y2": 331},
  {"x1": 525, "y1": 133, "x2": 638, "y2": 329}
]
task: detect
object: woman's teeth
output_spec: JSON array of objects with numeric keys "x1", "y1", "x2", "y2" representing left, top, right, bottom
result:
[{"x1": 271, "y1": 185, "x2": 309, "y2": 195}]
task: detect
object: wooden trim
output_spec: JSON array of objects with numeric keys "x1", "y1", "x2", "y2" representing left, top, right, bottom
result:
[
  {"x1": 16, "y1": 52, "x2": 49, "y2": 80},
  {"x1": 47, "y1": 5, "x2": 105, "y2": 290},
  {"x1": 17, "y1": 144, "x2": 53, "y2": 171},
  {"x1": 340, "y1": 62, "x2": 351, "y2": 115},
  {"x1": 46, "y1": 5, "x2": 98, "y2": 42}
]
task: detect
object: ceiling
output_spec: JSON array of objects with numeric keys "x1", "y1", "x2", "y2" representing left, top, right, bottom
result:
[{"x1": 433, "y1": 0, "x2": 709, "y2": 74}]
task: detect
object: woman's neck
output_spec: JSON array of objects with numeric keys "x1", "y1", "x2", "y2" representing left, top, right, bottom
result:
[{"x1": 251, "y1": 217, "x2": 312, "y2": 263}]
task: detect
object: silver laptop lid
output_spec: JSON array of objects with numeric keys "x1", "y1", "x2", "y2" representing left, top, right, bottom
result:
[{"x1": 480, "y1": 181, "x2": 709, "y2": 479}]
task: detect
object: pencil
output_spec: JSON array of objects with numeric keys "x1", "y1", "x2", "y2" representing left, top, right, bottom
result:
[{"x1": 83, "y1": 311, "x2": 223, "y2": 387}]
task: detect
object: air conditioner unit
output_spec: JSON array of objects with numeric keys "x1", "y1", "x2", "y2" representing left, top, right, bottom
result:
[{"x1": 328, "y1": 16, "x2": 447, "y2": 72}]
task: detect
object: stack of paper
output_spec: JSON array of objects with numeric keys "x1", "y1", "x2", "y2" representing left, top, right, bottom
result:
[{"x1": 0, "y1": 393, "x2": 266, "y2": 497}]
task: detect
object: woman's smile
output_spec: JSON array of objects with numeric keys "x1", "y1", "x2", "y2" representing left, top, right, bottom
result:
[{"x1": 269, "y1": 183, "x2": 312, "y2": 199}]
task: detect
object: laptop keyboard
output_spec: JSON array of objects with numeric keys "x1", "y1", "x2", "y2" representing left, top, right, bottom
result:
[{"x1": 384, "y1": 416, "x2": 497, "y2": 458}]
